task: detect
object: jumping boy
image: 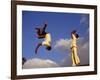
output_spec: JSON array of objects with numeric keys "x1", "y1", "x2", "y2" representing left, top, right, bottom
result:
[
  {"x1": 35, "y1": 22, "x2": 52, "y2": 54},
  {"x1": 71, "y1": 30, "x2": 80, "y2": 66}
]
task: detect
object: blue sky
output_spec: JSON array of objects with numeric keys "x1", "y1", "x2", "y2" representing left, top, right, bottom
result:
[{"x1": 22, "y1": 11, "x2": 89, "y2": 67}]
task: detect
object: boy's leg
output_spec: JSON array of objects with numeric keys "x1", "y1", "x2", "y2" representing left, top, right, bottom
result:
[
  {"x1": 76, "y1": 48, "x2": 80, "y2": 64},
  {"x1": 42, "y1": 41, "x2": 51, "y2": 47},
  {"x1": 35, "y1": 43, "x2": 42, "y2": 54},
  {"x1": 72, "y1": 48, "x2": 76, "y2": 66},
  {"x1": 73, "y1": 47, "x2": 80, "y2": 65}
]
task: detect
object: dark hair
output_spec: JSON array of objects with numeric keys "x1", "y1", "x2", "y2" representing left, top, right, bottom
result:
[
  {"x1": 71, "y1": 30, "x2": 76, "y2": 34},
  {"x1": 46, "y1": 46, "x2": 51, "y2": 50},
  {"x1": 75, "y1": 33, "x2": 79, "y2": 38}
]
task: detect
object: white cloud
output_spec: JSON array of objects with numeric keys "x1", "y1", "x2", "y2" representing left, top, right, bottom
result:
[
  {"x1": 54, "y1": 37, "x2": 89, "y2": 66},
  {"x1": 23, "y1": 58, "x2": 59, "y2": 69},
  {"x1": 23, "y1": 37, "x2": 89, "y2": 68},
  {"x1": 80, "y1": 15, "x2": 86, "y2": 24},
  {"x1": 60, "y1": 54, "x2": 72, "y2": 67},
  {"x1": 54, "y1": 39, "x2": 71, "y2": 52},
  {"x1": 80, "y1": 15, "x2": 89, "y2": 26},
  {"x1": 78, "y1": 41, "x2": 89, "y2": 65}
]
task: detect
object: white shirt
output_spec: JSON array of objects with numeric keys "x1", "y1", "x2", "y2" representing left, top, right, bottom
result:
[{"x1": 44, "y1": 33, "x2": 51, "y2": 42}]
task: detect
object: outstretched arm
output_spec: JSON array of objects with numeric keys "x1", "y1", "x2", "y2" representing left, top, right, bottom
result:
[
  {"x1": 35, "y1": 43, "x2": 42, "y2": 54},
  {"x1": 42, "y1": 23, "x2": 47, "y2": 32},
  {"x1": 35, "y1": 27, "x2": 40, "y2": 34},
  {"x1": 35, "y1": 27, "x2": 40, "y2": 30}
]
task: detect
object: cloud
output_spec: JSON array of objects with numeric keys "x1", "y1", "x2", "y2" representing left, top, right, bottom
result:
[
  {"x1": 80, "y1": 15, "x2": 86, "y2": 24},
  {"x1": 23, "y1": 58, "x2": 59, "y2": 69},
  {"x1": 77, "y1": 38, "x2": 89, "y2": 65},
  {"x1": 80, "y1": 15, "x2": 89, "y2": 26},
  {"x1": 54, "y1": 39, "x2": 71, "y2": 53},
  {"x1": 78, "y1": 41, "x2": 89, "y2": 65},
  {"x1": 23, "y1": 37, "x2": 89, "y2": 68},
  {"x1": 60, "y1": 54, "x2": 72, "y2": 67},
  {"x1": 54, "y1": 37, "x2": 89, "y2": 66}
]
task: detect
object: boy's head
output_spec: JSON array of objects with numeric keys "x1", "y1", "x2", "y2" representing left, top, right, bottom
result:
[
  {"x1": 71, "y1": 30, "x2": 76, "y2": 34},
  {"x1": 46, "y1": 46, "x2": 52, "y2": 51},
  {"x1": 75, "y1": 33, "x2": 79, "y2": 38},
  {"x1": 71, "y1": 30, "x2": 79, "y2": 38}
]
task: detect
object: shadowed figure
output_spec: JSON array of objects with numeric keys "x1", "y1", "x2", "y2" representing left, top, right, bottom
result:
[
  {"x1": 22, "y1": 57, "x2": 27, "y2": 65},
  {"x1": 35, "y1": 22, "x2": 52, "y2": 54}
]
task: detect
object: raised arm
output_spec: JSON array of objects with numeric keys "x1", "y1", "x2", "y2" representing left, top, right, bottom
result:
[
  {"x1": 71, "y1": 30, "x2": 79, "y2": 39},
  {"x1": 42, "y1": 22, "x2": 47, "y2": 32},
  {"x1": 71, "y1": 30, "x2": 76, "y2": 39}
]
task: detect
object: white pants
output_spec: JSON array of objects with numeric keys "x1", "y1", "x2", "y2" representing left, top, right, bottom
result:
[
  {"x1": 42, "y1": 41, "x2": 51, "y2": 47},
  {"x1": 71, "y1": 46, "x2": 80, "y2": 66}
]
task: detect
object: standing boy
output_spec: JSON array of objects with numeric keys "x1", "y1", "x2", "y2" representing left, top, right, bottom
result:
[{"x1": 71, "y1": 30, "x2": 80, "y2": 66}]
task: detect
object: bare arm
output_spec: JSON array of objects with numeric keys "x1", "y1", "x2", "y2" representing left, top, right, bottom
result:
[
  {"x1": 35, "y1": 27, "x2": 40, "y2": 30},
  {"x1": 35, "y1": 27, "x2": 40, "y2": 34},
  {"x1": 42, "y1": 23, "x2": 47, "y2": 32},
  {"x1": 35, "y1": 43, "x2": 42, "y2": 54}
]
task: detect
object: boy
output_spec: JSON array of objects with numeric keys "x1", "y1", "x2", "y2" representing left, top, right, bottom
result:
[
  {"x1": 35, "y1": 22, "x2": 52, "y2": 54},
  {"x1": 71, "y1": 30, "x2": 80, "y2": 66}
]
